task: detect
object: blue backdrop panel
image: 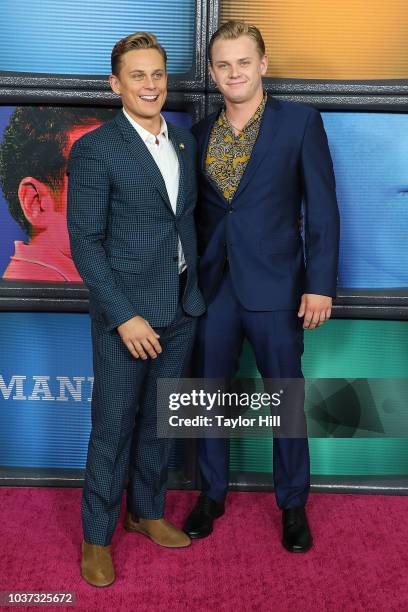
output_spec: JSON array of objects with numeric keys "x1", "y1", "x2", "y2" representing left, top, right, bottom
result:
[
  {"x1": 322, "y1": 112, "x2": 408, "y2": 289},
  {"x1": 0, "y1": 312, "x2": 184, "y2": 471},
  {"x1": 0, "y1": 0, "x2": 195, "y2": 75},
  {"x1": 0, "y1": 313, "x2": 93, "y2": 468}
]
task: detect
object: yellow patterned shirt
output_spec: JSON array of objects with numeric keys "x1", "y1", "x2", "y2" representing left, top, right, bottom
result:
[{"x1": 205, "y1": 92, "x2": 267, "y2": 201}]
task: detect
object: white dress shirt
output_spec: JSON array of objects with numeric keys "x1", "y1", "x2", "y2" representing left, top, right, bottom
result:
[{"x1": 122, "y1": 108, "x2": 186, "y2": 274}]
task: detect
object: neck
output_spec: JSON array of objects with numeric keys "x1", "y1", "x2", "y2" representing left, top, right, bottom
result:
[
  {"x1": 224, "y1": 88, "x2": 264, "y2": 131},
  {"x1": 30, "y1": 229, "x2": 70, "y2": 258},
  {"x1": 123, "y1": 105, "x2": 162, "y2": 135}
]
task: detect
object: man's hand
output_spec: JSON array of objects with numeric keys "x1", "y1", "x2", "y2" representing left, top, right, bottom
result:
[
  {"x1": 297, "y1": 294, "x2": 332, "y2": 329},
  {"x1": 117, "y1": 316, "x2": 162, "y2": 359}
]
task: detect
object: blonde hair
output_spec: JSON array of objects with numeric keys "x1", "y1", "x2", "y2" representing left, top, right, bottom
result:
[
  {"x1": 208, "y1": 20, "x2": 266, "y2": 64},
  {"x1": 111, "y1": 32, "x2": 167, "y2": 76}
]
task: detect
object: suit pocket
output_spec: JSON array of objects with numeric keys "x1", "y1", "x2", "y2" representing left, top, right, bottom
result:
[{"x1": 108, "y1": 257, "x2": 142, "y2": 273}]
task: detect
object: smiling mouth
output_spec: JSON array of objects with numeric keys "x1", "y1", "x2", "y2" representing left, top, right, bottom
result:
[{"x1": 139, "y1": 95, "x2": 159, "y2": 102}]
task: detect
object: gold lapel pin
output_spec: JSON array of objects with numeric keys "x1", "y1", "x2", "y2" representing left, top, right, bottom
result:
[{"x1": 179, "y1": 143, "x2": 185, "y2": 150}]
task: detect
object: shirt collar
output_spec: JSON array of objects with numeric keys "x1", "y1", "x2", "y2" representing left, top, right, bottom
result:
[
  {"x1": 122, "y1": 108, "x2": 168, "y2": 144},
  {"x1": 218, "y1": 91, "x2": 267, "y2": 133}
]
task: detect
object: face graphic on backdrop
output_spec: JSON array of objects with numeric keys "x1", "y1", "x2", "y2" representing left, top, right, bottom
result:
[
  {"x1": 17, "y1": 125, "x2": 101, "y2": 268},
  {"x1": 0, "y1": 113, "x2": 108, "y2": 282},
  {"x1": 323, "y1": 112, "x2": 408, "y2": 289}
]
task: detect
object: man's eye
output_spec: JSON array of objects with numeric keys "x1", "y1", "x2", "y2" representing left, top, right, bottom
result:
[
  {"x1": 153, "y1": 73, "x2": 164, "y2": 79},
  {"x1": 133, "y1": 74, "x2": 144, "y2": 80}
]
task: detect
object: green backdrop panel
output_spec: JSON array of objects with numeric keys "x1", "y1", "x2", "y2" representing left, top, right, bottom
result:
[{"x1": 230, "y1": 320, "x2": 408, "y2": 476}]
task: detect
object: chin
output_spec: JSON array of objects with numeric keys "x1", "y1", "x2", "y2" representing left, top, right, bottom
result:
[
  {"x1": 142, "y1": 105, "x2": 162, "y2": 115},
  {"x1": 225, "y1": 92, "x2": 250, "y2": 104}
]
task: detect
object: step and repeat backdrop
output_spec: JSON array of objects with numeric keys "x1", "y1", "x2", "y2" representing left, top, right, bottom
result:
[{"x1": 0, "y1": 0, "x2": 407, "y2": 489}]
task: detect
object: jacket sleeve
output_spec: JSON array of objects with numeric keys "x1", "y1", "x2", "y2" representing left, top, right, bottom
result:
[
  {"x1": 67, "y1": 138, "x2": 138, "y2": 331},
  {"x1": 301, "y1": 108, "x2": 340, "y2": 298}
]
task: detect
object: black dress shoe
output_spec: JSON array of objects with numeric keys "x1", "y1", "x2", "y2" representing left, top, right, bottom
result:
[
  {"x1": 183, "y1": 493, "x2": 225, "y2": 539},
  {"x1": 282, "y1": 506, "x2": 313, "y2": 553}
]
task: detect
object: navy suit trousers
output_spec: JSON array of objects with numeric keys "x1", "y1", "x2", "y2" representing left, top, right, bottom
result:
[
  {"x1": 195, "y1": 266, "x2": 310, "y2": 508},
  {"x1": 82, "y1": 276, "x2": 196, "y2": 546}
]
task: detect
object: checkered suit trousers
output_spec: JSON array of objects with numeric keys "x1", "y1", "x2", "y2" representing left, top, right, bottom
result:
[{"x1": 82, "y1": 300, "x2": 196, "y2": 545}]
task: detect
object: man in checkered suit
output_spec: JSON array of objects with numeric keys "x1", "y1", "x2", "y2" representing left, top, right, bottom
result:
[{"x1": 67, "y1": 32, "x2": 205, "y2": 587}]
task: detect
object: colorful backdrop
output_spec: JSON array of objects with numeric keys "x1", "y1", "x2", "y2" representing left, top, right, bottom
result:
[{"x1": 0, "y1": 0, "x2": 407, "y2": 488}]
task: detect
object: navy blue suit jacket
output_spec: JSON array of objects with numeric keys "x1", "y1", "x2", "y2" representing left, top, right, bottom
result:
[
  {"x1": 193, "y1": 96, "x2": 340, "y2": 309},
  {"x1": 67, "y1": 111, "x2": 205, "y2": 331}
]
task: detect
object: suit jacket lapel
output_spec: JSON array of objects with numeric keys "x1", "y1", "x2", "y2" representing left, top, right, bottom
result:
[
  {"x1": 231, "y1": 96, "x2": 281, "y2": 202},
  {"x1": 199, "y1": 110, "x2": 231, "y2": 204},
  {"x1": 114, "y1": 111, "x2": 173, "y2": 215},
  {"x1": 199, "y1": 113, "x2": 217, "y2": 176},
  {"x1": 167, "y1": 123, "x2": 186, "y2": 217}
]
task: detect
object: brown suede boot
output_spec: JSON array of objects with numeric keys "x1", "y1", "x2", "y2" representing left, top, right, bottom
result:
[
  {"x1": 124, "y1": 512, "x2": 191, "y2": 548},
  {"x1": 81, "y1": 541, "x2": 115, "y2": 587}
]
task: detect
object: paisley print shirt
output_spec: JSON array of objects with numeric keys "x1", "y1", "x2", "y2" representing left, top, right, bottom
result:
[{"x1": 205, "y1": 92, "x2": 267, "y2": 201}]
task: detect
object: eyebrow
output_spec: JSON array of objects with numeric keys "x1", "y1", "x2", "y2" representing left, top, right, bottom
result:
[
  {"x1": 129, "y1": 69, "x2": 164, "y2": 75},
  {"x1": 215, "y1": 57, "x2": 252, "y2": 64}
]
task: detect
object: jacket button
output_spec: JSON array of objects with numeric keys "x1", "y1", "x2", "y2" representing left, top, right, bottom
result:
[{"x1": 228, "y1": 206, "x2": 235, "y2": 213}]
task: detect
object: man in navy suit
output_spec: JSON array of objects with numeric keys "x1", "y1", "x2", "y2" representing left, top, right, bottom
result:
[
  {"x1": 67, "y1": 32, "x2": 205, "y2": 586},
  {"x1": 183, "y1": 21, "x2": 340, "y2": 552}
]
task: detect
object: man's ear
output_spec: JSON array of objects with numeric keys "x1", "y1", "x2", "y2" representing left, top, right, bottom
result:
[
  {"x1": 109, "y1": 74, "x2": 121, "y2": 96},
  {"x1": 208, "y1": 62, "x2": 218, "y2": 88},
  {"x1": 260, "y1": 54, "x2": 268, "y2": 76},
  {"x1": 18, "y1": 177, "x2": 56, "y2": 229}
]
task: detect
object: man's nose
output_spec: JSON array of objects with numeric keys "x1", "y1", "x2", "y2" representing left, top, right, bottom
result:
[
  {"x1": 228, "y1": 65, "x2": 240, "y2": 79},
  {"x1": 144, "y1": 76, "x2": 156, "y2": 89}
]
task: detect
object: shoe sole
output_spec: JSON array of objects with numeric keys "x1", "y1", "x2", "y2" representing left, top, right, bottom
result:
[
  {"x1": 124, "y1": 523, "x2": 191, "y2": 548},
  {"x1": 183, "y1": 527, "x2": 213, "y2": 539},
  {"x1": 282, "y1": 540, "x2": 313, "y2": 553},
  {"x1": 80, "y1": 569, "x2": 115, "y2": 588}
]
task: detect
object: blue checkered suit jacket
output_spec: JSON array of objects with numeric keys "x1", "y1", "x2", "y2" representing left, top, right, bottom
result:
[{"x1": 67, "y1": 111, "x2": 205, "y2": 330}]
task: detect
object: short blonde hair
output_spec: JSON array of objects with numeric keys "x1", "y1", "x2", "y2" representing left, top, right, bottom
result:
[
  {"x1": 111, "y1": 32, "x2": 167, "y2": 76},
  {"x1": 208, "y1": 20, "x2": 266, "y2": 64}
]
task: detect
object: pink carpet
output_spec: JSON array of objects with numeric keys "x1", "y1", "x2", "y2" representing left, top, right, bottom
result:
[{"x1": 1, "y1": 488, "x2": 407, "y2": 611}]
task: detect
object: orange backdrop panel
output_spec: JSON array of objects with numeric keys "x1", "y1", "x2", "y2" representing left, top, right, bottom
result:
[{"x1": 220, "y1": 0, "x2": 408, "y2": 79}]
